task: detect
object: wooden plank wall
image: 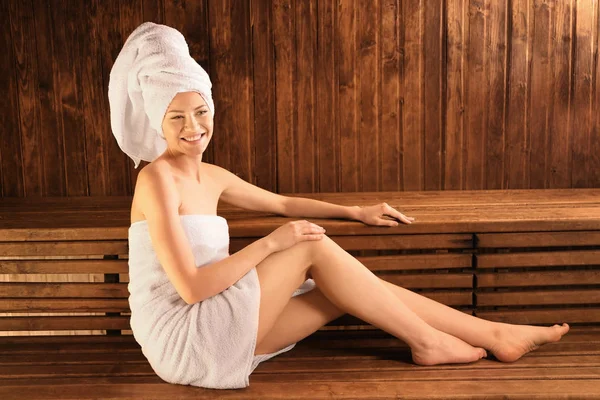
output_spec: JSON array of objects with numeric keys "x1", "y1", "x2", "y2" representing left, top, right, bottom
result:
[{"x1": 0, "y1": 0, "x2": 599, "y2": 198}]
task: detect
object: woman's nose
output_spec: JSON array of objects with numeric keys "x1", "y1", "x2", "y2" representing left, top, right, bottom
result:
[{"x1": 184, "y1": 116, "x2": 200, "y2": 131}]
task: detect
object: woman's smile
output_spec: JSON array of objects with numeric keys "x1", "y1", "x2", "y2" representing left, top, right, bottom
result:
[{"x1": 180, "y1": 132, "x2": 206, "y2": 144}]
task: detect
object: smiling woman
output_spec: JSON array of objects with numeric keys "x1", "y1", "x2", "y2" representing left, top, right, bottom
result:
[{"x1": 108, "y1": 21, "x2": 570, "y2": 392}]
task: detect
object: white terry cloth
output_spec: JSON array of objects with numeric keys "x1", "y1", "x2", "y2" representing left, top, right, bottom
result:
[
  {"x1": 108, "y1": 22, "x2": 215, "y2": 169},
  {"x1": 127, "y1": 215, "x2": 316, "y2": 389}
]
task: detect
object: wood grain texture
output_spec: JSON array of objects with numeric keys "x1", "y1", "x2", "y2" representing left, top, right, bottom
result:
[
  {"x1": 2, "y1": 0, "x2": 600, "y2": 196},
  {"x1": 0, "y1": 329, "x2": 599, "y2": 398},
  {"x1": 0, "y1": 0, "x2": 600, "y2": 197}
]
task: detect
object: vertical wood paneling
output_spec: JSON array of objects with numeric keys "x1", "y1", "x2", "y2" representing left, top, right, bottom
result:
[
  {"x1": 143, "y1": 0, "x2": 164, "y2": 23},
  {"x1": 251, "y1": 0, "x2": 277, "y2": 192},
  {"x1": 403, "y1": 0, "x2": 424, "y2": 190},
  {"x1": 380, "y1": 0, "x2": 402, "y2": 191},
  {"x1": 338, "y1": 0, "x2": 359, "y2": 192},
  {"x1": 484, "y1": 0, "x2": 507, "y2": 189},
  {"x1": 229, "y1": 0, "x2": 254, "y2": 183},
  {"x1": 99, "y1": 2, "x2": 130, "y2": 195},
  {"x1": 593, "y1": 0, "x2": 600, "y2": 188},
  {"x1": 207, "y1": 0, "x2": 255, "y2": 183},
  {"x1": 548, "y1": 0, "x2": 574, "y2": 188},
  {"x1": 82, "y1": 0, "x2": 108, "y2": 196},
  {"x1": 35, "y1": 0, "x2": 67, "y2": 196},
  {"x1": 2, "y1": 0, "x2": 600, "y2": 198},
  {"x1": 358, "y1": 0, "x2": 380, "y2": 191},
  {"x1": 10, "y1": 1, "x2": 43, "y2": 197},
  {"x1": 273, "y1": 0, "x2": 295, "y2": 192},
  {"x1": 445, "y1": 0, "x2": 466, "y2": 190},
  {"x1": 505, "y1": 0, "x2": 533, "y2": 189},
  {"x1": 1, "y1": 1, "x2": 24, "y2": 197},
  {"x1": 572, "y1": 0, "x2": 596, "y2": 187},
  {"x1": 529, "y1": 0, "x2": 552, "y2": 188},
  {"x1": 296, "y1": 0, "x2": 317, "y2": 192},
  {"x1": 424, "y1": 0, "x2": 443, "y2": 190},
  {"x1": 465, "y1": 0, "x2": 486, "y2": 189},
  {"x1": 316, "y1": 0, "x2": 338, "y2": 192},
  {"x1": 50, "y1": 0, "x2": 88, "y2": 196}
]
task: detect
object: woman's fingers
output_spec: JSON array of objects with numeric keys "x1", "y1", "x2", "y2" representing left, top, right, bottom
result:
[{"x1": 382, "y1": 203, "x2": 415, "y2": 224}]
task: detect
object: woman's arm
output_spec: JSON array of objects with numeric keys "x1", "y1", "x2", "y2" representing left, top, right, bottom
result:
[
  {"x1": 138, "y1": 166, "x2": 280, "y2": 304},
  {"x1": 211, "y1": 164, "x2": 414, "y2": 225},
  {"x1": 283, "y1": 197, "x2": 361, "y2": 220}
]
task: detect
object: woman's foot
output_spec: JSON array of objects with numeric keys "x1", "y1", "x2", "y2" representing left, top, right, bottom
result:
[
  {"x1": 411, "y1": 330, "x2": 487, "y2": 366},
  {"x1": 490, "y1": 322, "x2": 570, "y2": 362}
]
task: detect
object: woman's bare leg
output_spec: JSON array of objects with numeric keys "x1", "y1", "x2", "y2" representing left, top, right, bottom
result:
[
  {"x1": 253, "y1": 236, "x2": 487, "y2": 366},
  {"x1": 253, "y1": 236, "x2": 570, "y2": 363},
  {"x1": 378, "y1": 279, "x2": 570, "y2": 362},
  {"x1": 254, "y1": 287, "x2": 344, "y2": 354}
]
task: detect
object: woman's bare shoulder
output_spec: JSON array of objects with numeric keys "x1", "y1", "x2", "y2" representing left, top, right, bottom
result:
[{"x1": 131, "y1": 161, "x2": 179, "y2": 223}]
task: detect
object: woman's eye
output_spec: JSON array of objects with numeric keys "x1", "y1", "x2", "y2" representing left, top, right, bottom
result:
[{"x1": 197, "y1": 110, "x2": 207, "y2": 115}]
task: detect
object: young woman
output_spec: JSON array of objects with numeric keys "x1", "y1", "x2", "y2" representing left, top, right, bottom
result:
[
  {"x1": 126, "y1": 90, "x2": 569, "y2": 389},
  {"x1": 112, "y1": 22, "x2": 569, "y2": 390}
]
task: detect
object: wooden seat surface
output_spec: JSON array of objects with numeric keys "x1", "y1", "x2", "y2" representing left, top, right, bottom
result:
[
  {"x1": 0, "y1": 327, "x2": 599, "y2": 399},
  {"x1": 1, "y1": 189, "x2": 599, "y2": 239}
]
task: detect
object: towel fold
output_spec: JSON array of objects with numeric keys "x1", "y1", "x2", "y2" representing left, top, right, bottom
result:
[{"x1": 108, "y1": 22, "x2": 215, "y2": 168}]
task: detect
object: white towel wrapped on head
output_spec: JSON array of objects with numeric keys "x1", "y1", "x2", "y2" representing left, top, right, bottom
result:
[{"x1": 108, "y1": 22, "x2": 215, "y2": 168}]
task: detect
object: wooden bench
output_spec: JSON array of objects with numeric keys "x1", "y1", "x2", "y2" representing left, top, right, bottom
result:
[{"x1": 1, "y1": 189, "x2": 599, "y2": 399}]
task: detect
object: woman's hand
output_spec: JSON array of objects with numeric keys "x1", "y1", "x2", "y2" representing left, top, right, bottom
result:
[
  {"x1": 265, "y1": 220, "x2": 326, "y2": 253},
  {"x1": 356, "y1": 203, "x2": 415, "y2": 226}
]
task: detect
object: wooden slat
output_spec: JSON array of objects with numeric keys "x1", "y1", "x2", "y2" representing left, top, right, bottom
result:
[
  {"x1": 379, "y1": 273, "x2": 473, "y2": 289},
  {"x1": 358, "y1": 253, "x2": 472, "y2": 271},
  {"x1": 331, "y1": 234, "x2": 473, "y2": 250},
  {"x1": 0, "y1": 352, "x2": 146, "y2": 365},
  {"x1": 330, "y1": 309, "x2": 474, "y2": 327},
  {"x1": 0, "y1": 334, "x2": 137, "y2": 346},
  {"x1": 0, "y1": 259, "x2": 128, "y2": 274},
  {"x1": 477, "y1": 250, "x2": 600, "y2": 268},
  {"x1": 477, "y1": 289, "x2": 600, "y2": 306},
  {"x1": 0, "y1": 298, "x2": 129, "y2": 313},
  {"x1": 1, "y1": 379, "x2": 600, "y2": 400},
  {"x1": 0, "y1": 241, "x2": 127, "y2": 257},
  {"x1": 231, "y1": 234, "x2": 473, "y2": 253},
  {"x1": 0, "y1": 283, "x2": 127, "y2": 298},
  {"x1": 2, "y1": 191, "x2": 600, "y2": 241},
  {"x1": 250, "y1": 0, "x2": 276, "y2": 192},
  {"x1": 477, "y1": 270, "x2": 600, "y2": 288},
  {"x1": 3, "y1": 190, "x2": 600, "y2": 209},
  {"x1": 1, "y1": 366, "x2": 599, "y2": 387},
  {"x1": 0, "y1": 326, "x2": 597, "y2": 351},
  {"x1": 477, "y1": 231, "x2": 600, "y2": 248},
  {"x1": 0, "y1": 316, "x2": 130, "y2": 331},
  {"x1": 476, "y1": 308, "x2": 600, "y2": 324},
  {"x1": 410, "y1": 291, "x2": 472, "y2": 306}
]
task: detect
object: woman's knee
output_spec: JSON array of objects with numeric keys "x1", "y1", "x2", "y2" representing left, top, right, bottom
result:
[{"x1": 290, "y1": 234, "x2": 333, "y2": 264}]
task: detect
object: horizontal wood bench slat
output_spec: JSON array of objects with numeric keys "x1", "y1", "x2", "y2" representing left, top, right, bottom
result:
[
  {"x1": 477, "y1": 270, "x2": 600, "y2": 287},
  {"x1": 476, "y1": 289, "x2": 600, "y2": 306},
  {"x1": 477, "y1": 250, "x2": 600, "y2": 268},
  {"x1": 0, "y1": 259, "x2": 127, "y2": 274},
  {"x1": 2, "y1": 190, "x2": 599, "y2": 240},
  {"x1": 0, "y1": 316, "x2": 131, "y2": 331},
  {"x1": 1, "y1": 190, "x2": 599, "y2": 398}
]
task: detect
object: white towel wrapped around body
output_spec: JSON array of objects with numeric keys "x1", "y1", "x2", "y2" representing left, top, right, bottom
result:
[{"x1": 127, "y1": 215, "x2": 316, "y2": 389}]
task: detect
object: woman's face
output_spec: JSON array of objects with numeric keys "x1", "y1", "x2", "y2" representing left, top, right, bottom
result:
[{"x1": 161, "y1": 91, "x2": 213, "y2": 156}]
